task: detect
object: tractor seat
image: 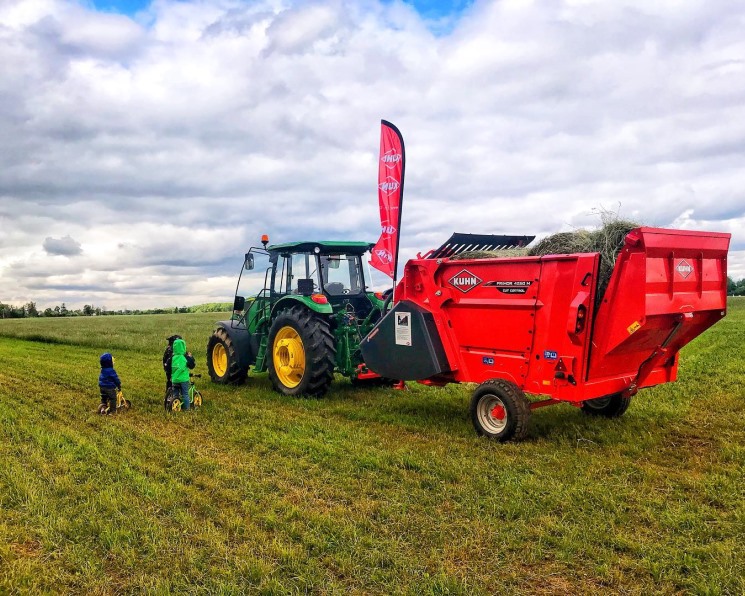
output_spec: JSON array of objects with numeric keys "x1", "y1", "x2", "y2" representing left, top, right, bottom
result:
[{"x1": 325, "y1": 282, "x2": 345, "y2": 296}]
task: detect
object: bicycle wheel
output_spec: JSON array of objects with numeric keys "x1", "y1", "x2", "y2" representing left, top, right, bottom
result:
[
  {"x1": 170, "y1": 397, "x2": 182, "y2": 412},
  {"x1": 164, "y1": 387, "x2": 174, "y2": 412},
  {"x1": 97, "y1": 403, "x2": 108, "y2": 415},
  {"x1": 192, "y1": 390, "x2": 203, "y2": 408}
]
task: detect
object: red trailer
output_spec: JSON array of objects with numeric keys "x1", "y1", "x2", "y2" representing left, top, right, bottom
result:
[{"x1": 361, "y1": 227, "x2": 731, "y2": 441}]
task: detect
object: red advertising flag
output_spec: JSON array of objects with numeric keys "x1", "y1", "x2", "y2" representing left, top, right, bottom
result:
[{"x1": 370, "y1": 120, "x2": 405, "y2": 280}]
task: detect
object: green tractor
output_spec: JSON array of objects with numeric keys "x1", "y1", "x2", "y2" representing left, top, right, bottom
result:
[{"x1": 206, "y1": 238, "x2": 392, "y2": 396}]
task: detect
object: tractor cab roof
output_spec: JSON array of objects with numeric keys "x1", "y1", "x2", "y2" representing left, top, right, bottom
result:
[{"x1": 268, "y1": 241, "x2": 374, "y2": 256}]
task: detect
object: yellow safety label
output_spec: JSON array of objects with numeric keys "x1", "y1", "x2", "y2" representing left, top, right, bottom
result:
[{"x1": 627, "y1": 321, "x2": 641, "y2": 335}]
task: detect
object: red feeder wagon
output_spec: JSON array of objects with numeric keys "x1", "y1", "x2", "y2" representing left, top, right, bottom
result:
[{"x1": 361, "y1": 227, "x2": 731, "y2": 441}]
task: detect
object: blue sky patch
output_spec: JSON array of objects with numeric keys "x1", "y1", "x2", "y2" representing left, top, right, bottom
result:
[{"x1": 91, "y1": 0, "x2": 474, "y2": 21}]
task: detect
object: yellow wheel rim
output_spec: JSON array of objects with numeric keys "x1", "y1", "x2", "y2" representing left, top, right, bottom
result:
[
  {"x1": 194, "y1": 393, "x2": 202, "y2": 407},
  {"x1": 212, "y1": 343, "x2": 228, "y2": 377},
  {"x1": 172, "y1": 399, "x2": 182, "y2": 412},
  {"x1": 273, "y1": 326, "x2": 305, "y2": 388}
]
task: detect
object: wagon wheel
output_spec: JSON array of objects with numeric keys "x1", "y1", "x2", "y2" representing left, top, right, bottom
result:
[
  {"x1": 470, "y1": 379, "x2": 531, "y2": 442},
  {"x1": 267, "y1": 306, "x2": 336, "y2": 397},
  {"x1": 581, "y1": 393, "x2": 631, "y2": 418}
]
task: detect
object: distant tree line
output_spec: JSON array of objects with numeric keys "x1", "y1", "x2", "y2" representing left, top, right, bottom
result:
[
  {"x1": 728, "y1": 277, "x2": 745, "y2": 296},
  {"x1": 0, "y1": 302, "x2": 232, "y2": 319}
]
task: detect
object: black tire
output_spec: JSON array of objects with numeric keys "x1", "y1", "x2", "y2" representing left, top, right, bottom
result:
[
  {"x1": 267, "y1": 305, "x2": 336, "y2": 397},
  {"x1": 121, "y1": 399, "x2": 131, "y2": 410},
  {"x1": 470, "y1": 379, "x2": 531, "y2": 442},
  {"x1": 206, "y1": 327, "x2": 248, "y2": 385},
  {"x1": 164, "y1": 387, "x2": 174, "y2": 412},
  {"x1": 581, "y1": 393, "x2": 631, "y2": 418},
  {"x1": 97, "y1": 403, "x2": 108, "y2": 415}
]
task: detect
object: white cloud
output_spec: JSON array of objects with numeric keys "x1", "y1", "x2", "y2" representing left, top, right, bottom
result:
[{"x1": 1, "y1": 0, "x2": 744, "y2": 310}]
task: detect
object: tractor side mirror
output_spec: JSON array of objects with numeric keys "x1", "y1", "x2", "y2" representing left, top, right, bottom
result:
[
  {"x1": 233, "y1": 296, "x2": 246, "y2": 312},
  {"x1": 244, "y1": 253, "x2": 255, "y2": 270}
]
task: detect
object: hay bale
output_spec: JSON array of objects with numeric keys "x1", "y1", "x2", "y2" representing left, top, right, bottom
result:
[{"x1": 528, "y1": 217, "x2": 640, "y2": 304}]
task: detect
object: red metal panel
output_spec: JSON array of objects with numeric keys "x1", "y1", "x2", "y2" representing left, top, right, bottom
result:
[
  {"x1": 587, "y1": 227, "x2": 730, "y2": 388},
  {"x1": 526, "y1": 254, "x2": 599, "y2": 399},
  {"x1": 396, "y1": 257, "x2": 542, "y2": 385}
]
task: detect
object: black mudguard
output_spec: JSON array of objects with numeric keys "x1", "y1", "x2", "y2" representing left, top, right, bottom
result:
[
  {"x1": 216, "y1": 321, "x2": 258, "y2": 368},
  {"x1": 360, "y1": 300, "x2": 450, "y2": 381}
]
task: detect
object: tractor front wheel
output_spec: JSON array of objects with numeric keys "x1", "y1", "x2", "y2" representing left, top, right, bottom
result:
[
  {"x1": 581, "y1": 393, "x2": 631, "y2": 418},
  {"x1": 268, "y1": 306, "x2": 335, "y2": 397},
  {"x1": 470, "y1": 379, "x2": 531, "y2": 442},
  {"x1": 207, "y1": 327, "x2": 248, "y2": 385}
]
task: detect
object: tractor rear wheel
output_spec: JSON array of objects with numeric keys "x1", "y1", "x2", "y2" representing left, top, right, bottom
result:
[
  {"x1": 470, "y1": 379, "x2": 531, "y2": 442},
  {"x1": 268, "y1": 306, "x2": 335, "y2": 397},
  {"x1": 581, "y1": 393, "x2": 631, "y2": 418},
  {"x1": 207, "y1": 327, "x2": 248, "y2": 385}
]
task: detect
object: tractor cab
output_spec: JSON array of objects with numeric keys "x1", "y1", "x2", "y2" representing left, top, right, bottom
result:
[{"x1": 252, "y1": 240, "x2": 380, "y2": 320}]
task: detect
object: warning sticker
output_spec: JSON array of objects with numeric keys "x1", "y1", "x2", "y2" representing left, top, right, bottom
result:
[
  {"x1": 627, "y1": 321, "x2": 641, "y2": 335},
  {"x1": 395, "y1": 312, "x2": 412, "y2": 346}
]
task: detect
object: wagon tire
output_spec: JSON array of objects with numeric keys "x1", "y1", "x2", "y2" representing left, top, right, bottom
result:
[
  {"x1": 268, "y1": 306, "x2": 335, "y2": 398},
  {"x1": 470, "y1": 379, "x2": 531, "y2": 442},
  {"x1": 581, "y1": 393, "x2": 631, "y2": 418},
  {"x1": 207, "y1": 327, "x2": 248, "y2": 385}
]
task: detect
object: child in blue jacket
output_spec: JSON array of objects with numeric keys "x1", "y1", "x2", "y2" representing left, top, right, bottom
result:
[{"x1": 98, "y1": 352, "x2": 121, "y2": 414}]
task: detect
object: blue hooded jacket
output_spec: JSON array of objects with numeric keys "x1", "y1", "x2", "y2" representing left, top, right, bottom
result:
[{"x1": 99, "y1": 352, "x2": 121, "y2": 390}]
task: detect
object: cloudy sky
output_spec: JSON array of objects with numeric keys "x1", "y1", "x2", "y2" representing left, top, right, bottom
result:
[{"x1": 1, "y1": 0, "x2": 743, "y2": 310}]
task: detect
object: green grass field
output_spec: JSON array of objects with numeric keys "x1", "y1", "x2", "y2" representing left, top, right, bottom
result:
[{"x1": 0, "y1": 302, "x2": 743, "y2": 594}]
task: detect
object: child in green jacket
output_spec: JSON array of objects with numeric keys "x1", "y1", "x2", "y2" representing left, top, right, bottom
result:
[{"x1": 171, "y1": 338, "x2": 196, "y2": 410}]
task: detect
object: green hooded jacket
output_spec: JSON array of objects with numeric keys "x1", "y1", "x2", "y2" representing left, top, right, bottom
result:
[{"x1": 171, "y1": 338, "x2": 195, "y2": 383}]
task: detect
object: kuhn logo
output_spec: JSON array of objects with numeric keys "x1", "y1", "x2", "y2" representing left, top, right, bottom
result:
[
  {"x1": 381, "y1": 149, "x2": 402, "y2": 169},
  {"x1": 378, "y1": 176, "x2": 400, "y2": 195},
  {"x1": 381, "y1": 224, "x2": 396, "y2": 235},
  {"x1": 375, "y1": 249, "x2": 393, "y2": 264},
  {"x1": 676, "y1": 260, "x2": 693, "y2": 279},
  {"x1": 448, "y1": 269, "x2": 482, "y2": 293}
]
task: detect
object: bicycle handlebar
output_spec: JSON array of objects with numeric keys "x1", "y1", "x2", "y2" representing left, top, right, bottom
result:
[{"x1": 190, "y1": 374, "x2": 202, "y2": 378}]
